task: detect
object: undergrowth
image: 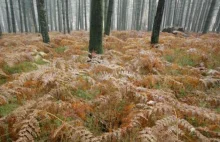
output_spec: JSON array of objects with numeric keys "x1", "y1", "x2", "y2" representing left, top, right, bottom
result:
[{"x1": 0, "y1": 32, "x2": 219, "y2": 142}]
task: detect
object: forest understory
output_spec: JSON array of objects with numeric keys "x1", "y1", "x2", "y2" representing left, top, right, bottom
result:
[{"x1": 0, "y1": 31, "x2": 219, "y2": 142}]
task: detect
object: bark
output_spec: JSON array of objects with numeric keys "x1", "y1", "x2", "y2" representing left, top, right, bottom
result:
[
  {"x1": 66, "y1": 0, "x2": 70, "y2": 33},
  {"x1": 0, "y1": 24, "x2": 2, "y2": 37},
  {"x1": 148, "y1": 0, "x2": 152, "y2": 31},
  {"x1": 38, "y1": 0, "x2": 50, "y2": 43},
  {"x1": 49, "y1": 0, "x2": 53, "y2": 31},
  {"x1": 57, "y1": 0, "x2": 62, "y2": 32},
  {"x1": 54, "y1": 0, "x2": 58, "y2": 31},
  {"x1": 84, "y1": 0, "x2": 87, "y2": 30},
  {"x1": 89, "y1": 0, "x2": 103, "y2": 54},
  {"x1": 62, "y1": 0, "x2": 66, "y2": 34},
  {"x1": 31, "y1": 0, "x2": 38, "y2": 32},
  {"x1": 151, "y1": 0, "x2": 165, "y2": 44},
  {"x1": 9, "y1": 0, "x2": 16, "y2": 33},
  {"x1": 203, "y1": 0, "x2": 217, "y2": 33},
  {"x1": 104, "y1": 0, "x2": 114, "y2": 35},
  {"x1": 5, "y1": 0, "x2": 11, "y2": 33},
  {"x1": 22, "y1": 0, "x2": 28, "y2": 32},
  {"x1": 18, "y1": 0, "x2": 23, "y2": 33}
]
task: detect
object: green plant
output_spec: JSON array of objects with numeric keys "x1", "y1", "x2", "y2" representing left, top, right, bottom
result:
[
  {"x1": 72, "y1": 89, "x2": 98, "y2": 100},
  {"x1": 34, "y1": 59, "x2": 48, "y2": 65},
  {"x1": 3, "y1": 62, "x2": 38, "y2": 74},
  {"x1": 0, "y1": 78, "x2": 6, "y2": 85},
  {"x1": 0, "y1": 103, "x2": 19, "y2": 117},
  {"x1": 55, "y1": 46, "x2": 68, "y2": 54}
]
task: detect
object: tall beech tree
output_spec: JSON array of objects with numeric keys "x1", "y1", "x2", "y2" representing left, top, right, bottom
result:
[
  {"x1": 9, "y1": 0, "x2": 16, "y2": 33},
  {"x1": 104, "y1": 0, "x2": 114, "y2": 35},
  {"x1": 5, "y1": 0, "x2": 11, "y2": 33},
  {"x1": 151, "y1": 0, "x2": 165, "y2": 44},
  {"x1": 89, "y1": 0, "x2": 103, "y2": 55},
  {"x1": 18, "y1": 0, "x2": 23, "y2": 33},
  {"x1": 38, "y1": 0, "x2": 50, "y2": 43},
  {"x1": 66, "y1": 0, "x2": 70, "y2": 34}
]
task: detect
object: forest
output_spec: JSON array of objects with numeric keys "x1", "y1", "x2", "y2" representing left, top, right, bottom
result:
[{"x1": 0, "y1": 0, "x2": 220, "y2": 142}]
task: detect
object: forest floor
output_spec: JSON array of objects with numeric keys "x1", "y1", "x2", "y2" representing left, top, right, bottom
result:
[{"x1": 0, "y1": 31, "x2": 219, "y2": 142}]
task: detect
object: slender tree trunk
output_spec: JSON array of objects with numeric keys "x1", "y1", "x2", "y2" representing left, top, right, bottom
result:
[
  {"x1": 9, "y1": 0, "x2": 16, "y2": 33},
  {"x1": 151, "y1": 0, "x2": 165, "y2": 44},
  {"x1": 36, "y1": 0, "x2": 41, "y2": 32},
  {"x1": 104, "y1": 0, "x2": 114, "y2": 35},
  {"x1": 49, "y1": 0, "x2": 53, "y2": 31},
  {"x1": 0, "y1": 23, "x2": 2, "y2": 37},
  {"x1": 84, "y1": 0, "x2": 87, "y2": 30},
  {"x1": 18, "y1": 0, "x2": 23, "y2": 33},
  {"x1": 203, "y1": 0, "x2": 217, "y2": 34},
  {"x1": 66, "y1": 0, "x2": 70, "y2": 33},
  {"x1": 38, "y1": 0, "x2": 50, "y2": 43},
  {"x1": 139, "y1": 0, "x2": 145, "y2": 30},
  {"x1": 172, "y1": 0, "x2": 178, "y2": 27},
  {"x1": 31, "y1": 0, "x2": 38, "y2": 32},
  {"x1": 57, "y1": 0, "x2": 62, "y2": 32},
  {"x1": 89, "y1": 0, "x2": 103, "y2": 54},
  {"x1": 62, "y1": 0, "x2": 66, "y2": 34},
  {"x1": 148, "y1": 0, "x2": 152, "y2": 31},
  {"x1": 54, "y1": 0, "x2": 58, "y2": 31},
  {"x1": 5, "y1": 0, "x2": 11, "y2": 33},
  {"x1": 22, "y1": 0, "x2": 28, "y2": 32}
]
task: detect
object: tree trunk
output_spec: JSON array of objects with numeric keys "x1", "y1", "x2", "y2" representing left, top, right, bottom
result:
[
  {"x1": 9, "y1": 0, "x2": 16, "y2": 33},
  {"x1": 18, "y1": 0, "x2": 23, "y2": 33},
  {"x1": 0, "y1": 24, "x2": 2, "y2": 37},
  {"x1": 38, "y1": 0, "x2": 50, "y2": 43},
  {"x1": 104, "y1": 0, "x2": 114, "y2": 35},
  {"x1": 62, "y1": 0, "x2": 66, "y2": 34},
  {"x1": 54, "y1": 0, "x2": 58, "y2": 31},
  {"x1": 22, "y1": 0, "x2": 28, "y2": 32},
  {"x1": 203, "y1": 0, "x2": 217, "y2": 34},
  {"x1": 151, "y1": 0, "x2": 165, "y2": 44},
  {"x1": 66, "y1": 0, "x2": 70, "y2": 33},
  {"x1": 148, "y1": 0, "x2": 152, "y2": 31},
  {"x1": 89, "y1": 0, "x2": 103, "y2": 54},
  {"x1": 57, "y1": 0, "x2": 62, "y2": 32},
  {"x1": 5, "y1": 0, "x2": 11, "y2": 33},
  {"x1": 31, "y1": 0, "x2": 38, "y2": 32},
  {"x1": 84, "y1": 0, "x2": 87, "y2": 30}
]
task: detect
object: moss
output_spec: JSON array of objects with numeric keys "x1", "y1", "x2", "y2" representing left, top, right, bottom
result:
[
  {"x1": 34, "y1": 59, "x2": 48, "y2": 65},
  {"x1": 0, "y1": 103, "x2": 19, "y2": 117},
  {"x1": 215, "y1": 107, "x2": 220, "y2": 113},
  {"x1": 0, "y1": 78, "x2": 7, "y2": 85},
  {"x1": 3, "y1": 62, "x2": 38, "y2": 74},
  {"x1": 55, "y1": 46, "x2": 68, "y2": 54},
  {"x1": 72, "y1": 89, "x2": 99, "y2": 100}
]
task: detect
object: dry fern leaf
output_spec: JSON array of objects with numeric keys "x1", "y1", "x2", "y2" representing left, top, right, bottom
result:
[
  {"x1": 137, "y1": 128, "x2": 157, "y2": 142},
  {"x1": 15, "y1": 111, "x2": 40, "y2": 142}
]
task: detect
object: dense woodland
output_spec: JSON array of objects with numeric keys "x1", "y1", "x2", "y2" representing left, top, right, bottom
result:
[
  {"x1": 0, "y1": 0, "x2": 220, "y2": 33},
  {"x1": 0, "y1": 0, "x2": 220, "y2": 142}
]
